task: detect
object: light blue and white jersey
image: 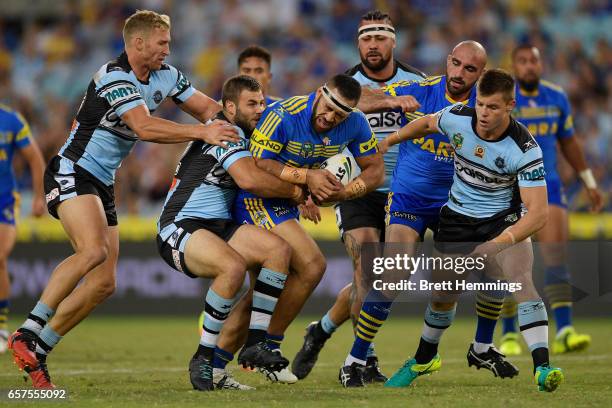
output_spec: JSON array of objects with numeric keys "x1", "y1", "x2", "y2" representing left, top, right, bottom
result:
[
  {"x1": 437, "y1": 104, "x2": 546, "y2": 218},
  {"x1": 157, "y1": 114, "x2": 251, "y2": 241},
  {"x1": 346, "y1": 60, "x2": 425, "y2": 191},
  {"x1": 59, "y1": 52, "x2": 196, "y2": 185}
]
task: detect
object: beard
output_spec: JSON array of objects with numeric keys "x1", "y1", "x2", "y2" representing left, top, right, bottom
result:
[
  {"x1": 234, "y1": 110, "x2": 255, "y2": 135},
  {"x1": 517, "y1": 77, "x2": 540, "y2": 92},
  {"x1": 360, "y1": 51, "x2": 392, "y2": 72},
  {"x1": 446, "y1": 77, "x2": 471, "y2": 97}
]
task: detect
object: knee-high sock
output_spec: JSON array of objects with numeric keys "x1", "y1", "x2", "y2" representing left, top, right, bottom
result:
[
  {"x1": 543, "y1": 265, "x2": 572, "y2": 333},
  {"x1": 345, "y1": 290, "x2": 392, "y2": 366},
  {"x1": 414, "y1": 303, "x2": 456, "y2": 363},
  {"x1": 501, "y1": 297, "x2": 518, "y2": 335},
  {"x1": 197, "y1": 289, "x2": 234, "y2": 360},
  {"x1": 518, "y1": 300, "x2": 549, "y2": 371},
  {"x1": 21, "y1": 301, "x2": 55, "y2": 336},
  {"x1": 473, "y1": 279, "x2": 506, "y2": 351},
  {"x1": 246, "y1": 268, "x2": 287, "y2": 347}
]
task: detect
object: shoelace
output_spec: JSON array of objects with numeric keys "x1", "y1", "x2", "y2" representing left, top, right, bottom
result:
[{"x1": 198, "y1": 364, "x2": 212, "y2": 380}]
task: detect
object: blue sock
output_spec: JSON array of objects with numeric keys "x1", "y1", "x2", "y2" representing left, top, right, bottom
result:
[
  {"x1": 36, "y1": 325, "x2": 62, "y2": 356},
  {"x1": 212, "y1": 347, "x2": 234, "y2": 369},
  {"x1": 474, "y1": 282, "x2": 505, "y2": 344},
  {"x1": 266, "y1": 333, "x2": 284, "y2": 351},
  {"x1": 501, "y1": 297, "x2": 518, "y2": 334},
  {"x1": 543, "y1": 265, "x2": 572, "y2": 333},
  {"x1": 247, "y1": 268, "x2": 287, "y2": 346},
  {"x1": 22, "y1": 301, "x2": 55, "y2": 335},
  {"x1": 320, "y1": 311, "x2": 338, "y2": 335},
  {"x1": 345, "y1": 290, "x2": 392, "y2": 366}
]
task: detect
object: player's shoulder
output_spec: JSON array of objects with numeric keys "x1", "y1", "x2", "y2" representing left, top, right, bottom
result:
[
  {"x1": 94, "y1": 53, "x2": 135, "y2": 85},
  {"x1": 446, "y1": 103, "x2": 475, "y2": 117},
  {"x1": 277, "y1": 95, "x2": 309, "y2": 116},
  {"x1": 394, "y1": 60, "x2": 427, "y2": 79},
  {"x1": 418, "y1": 75, "x2": 444, "y2": 87},
  {"x1": 344, "y1": 63, "x2": 362, "y2": 77},
  {"x1": 0, "y1": 104, "x2": 24, "y2": 126},
  {"x1": 539, "y1": 79, "x2": 566, "y2": 96},
  {"x1": 0, "y1": 103, "x2": 17, "y2": 117},
  {"x1": 508, "y1": 118, "x2": 540, "y2": 154}
]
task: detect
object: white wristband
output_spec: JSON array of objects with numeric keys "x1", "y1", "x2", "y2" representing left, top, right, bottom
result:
[{"x1": 579, "y1": 169, "x2": 597, "y2": 189}]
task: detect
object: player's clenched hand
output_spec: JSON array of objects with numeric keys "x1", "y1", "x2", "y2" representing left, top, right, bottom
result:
[
  {"x1": 393, "y1": 95, "x2": 420, "y2": 113},
  {"x1": 31, "y1": 196, "x2": 46, "y2": 217},
  {"x1": 586, "y1": 187, "x2": 604, "y2": 213},
  {"x1": 306, "y1": 169, "x2": 342, "y2": 202},
  {"x1": 299, "y1": 196, "x2": 321, "y2": 224},
  {"x1": 199, "y1": 120, "x2": 239, "y2": 147}
]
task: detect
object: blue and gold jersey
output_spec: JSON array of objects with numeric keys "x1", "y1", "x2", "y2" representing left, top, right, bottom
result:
[
  {"x1": 238, "y1": 92, "x2": 377, "y2": 208},
  {"x1": 346, "y1": 60, "x2": 426, "y2": 191},
  {"x1": 512, "y1": 80, "x2": 574, "y2": 183},
  {"x1": 383, "y1": 76, "x2": 476, "y2": 210},
  {"x1": 265, "y1": 95, "x2": 282, "y2": 107},
  {"x1": 438, "y1": 104, "x2": 546, "y2": 218},
  {"x1": 0, "y1": 104, "x2": 32, "y2": 199}
]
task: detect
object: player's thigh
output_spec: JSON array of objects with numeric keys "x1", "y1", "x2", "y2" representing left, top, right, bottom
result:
[
  {"x1": 535, "y1": 204, "x2": 568, "y2": 264},
  {"x1": 271, "y1": 219, "x2": 325, "y2": 277},
  {"x1": 343, "y1": 227, "x2": 380, "y2": 261},
  {"x1": 227, "y1": 224, "x2": 291, "y2": 270},
  {"x1": 385, "y1": 223, "x2": 420, "y2": 244},
  {"x1": 0, "y1": 223, "x2": 17, "y2": 260},
  {"x1": 184, "y1": 228, "x2": 246, "y2": 279},
  {"x1": 56, "y1": 195, "x2": 110, "y2": 252}
]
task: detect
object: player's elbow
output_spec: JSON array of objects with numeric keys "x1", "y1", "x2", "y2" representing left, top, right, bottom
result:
[{"x1": 235, "y1": 172, "x2": 257, "y2": 193}]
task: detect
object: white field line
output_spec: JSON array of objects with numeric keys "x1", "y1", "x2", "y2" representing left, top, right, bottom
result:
[{"x1": 1, "y1": 354, "x2": 610, "y2": 378}]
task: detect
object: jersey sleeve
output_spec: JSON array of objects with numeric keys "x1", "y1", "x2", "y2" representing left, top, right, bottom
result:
[
  {"x1": 434, "y1": 104, "x2": 459, "y2": 136},
  {"x1": 556, "y1": 91, "x2": 574, "y2": 140},
  {"x1": 211, "y1": 126, "x2": 251, "y2": 170},
  {"x1": 382, "y1": 80, "x2": 420, "y2": 97},
  {"x1": 346, "y1": 111, "x2": 378, "y2": 158},
  {"x1": 516, "y1": 145, "x2": 547, "y2": 188},
  {"x1": 249, "y1": 109, "x2": 286, "y2": 159},
  {"x1": 96, "y1": 70, "x2": 145, "y2": 117},
  {"x1": 13, "y1": 112, "x2": 32, "y2": 149},
  {"x1": 168, "y1": 66, "x2": 196, "y2": 104}
]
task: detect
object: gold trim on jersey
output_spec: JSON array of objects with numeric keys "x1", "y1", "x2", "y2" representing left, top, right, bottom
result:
[{"x1": 359, "y1": 133, "x2": 378, "y2": 153}]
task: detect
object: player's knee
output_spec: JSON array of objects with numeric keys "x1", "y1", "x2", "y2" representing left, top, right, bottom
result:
[
  {"x1": 267, "y1": 238, "x2": 292, "y2": 269},
  {"x1": 92, "y1": 275, "x2": 116, "y2": 303},
  {"x1": 78, "y1": 241, "x2": 110, "y2": 270},
  {"x1": 302, "y1": 253, "x2": 326, "y2": 284},
  {"x1": 223, "y1": 259, "x2": 247, "y2": 292}
]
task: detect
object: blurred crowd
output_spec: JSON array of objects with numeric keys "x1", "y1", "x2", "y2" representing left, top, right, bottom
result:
[{"x1": 1, "y1": 0, "x2": 610, "y2": 214}]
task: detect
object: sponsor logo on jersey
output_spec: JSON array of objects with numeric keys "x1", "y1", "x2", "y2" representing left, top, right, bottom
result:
[
  {"x1": 454, "y1": 155, "x2": 515, "y2": 190},
  {"x1": 366, "y1": 112, "x2": 402, "y2": 132},
  {"x1": 322, "y1": 136, "x2": 331, "y2": 146},
  {"x1": 518, "y1": 165, "x2": 546, "y2": 181},
  {"x1": 474, "y1": 145, "x2": 485, "y2": 158},
  {"x1": 272, "y1": 206, "x2": 290, "y2": 217},
  {"x1": 391, "y1": 211, "x2": 418, "y2": 221},
  {"x1": 523, "y1": 140, "x2": 537, "y2": 151},
  {"x1": 45, "y1": 188, "x2": 59, "y2": 204}
]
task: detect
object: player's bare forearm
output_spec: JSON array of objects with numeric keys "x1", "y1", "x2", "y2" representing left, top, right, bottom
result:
[
  {"x1": 357, "y1": 87, "x2": 394, "y2": 113},
  {"x1": 231, "y1": 158, "x2": 303, "y2": 202},
  {"x1": 253, "y1": 158, "x2": 284, "y2": 178},
  {"x1": 356, "y1": 155, "x2": 384, "y2": 194},
  {"x1": 133, "y1": 116, "x2": 196, "y2": 143},
  {"x1": 389, "y1": 114, "x2": 438, "y2": 147},
  {"x1": 493, "y1": 186, "x2": 548, "y2": 244},
  {"x1": 20, "y1": 143, "x2": 45, "y2": 198},
  {"x1": 179, "y1": 90, "x2": 223, "y2": 123},
  {"x1": 558, "y1": 136, "x2": 588, "y2": 173}
]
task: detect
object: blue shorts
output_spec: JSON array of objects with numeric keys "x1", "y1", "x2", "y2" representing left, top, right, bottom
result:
[
  {"x1": 546, "y1": 178, "x2": 567, "y2": 208},
  {"x1": 385, "y1": 192, "x2": 442, "y2": 238},
  {"x1": 233, "y1": 195, "x2": 299, "y2": 230},
  {"x1": 0, "y1": 192, "x2": 19, "y2": 225}
]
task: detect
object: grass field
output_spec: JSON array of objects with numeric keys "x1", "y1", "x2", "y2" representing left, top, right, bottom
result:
[{"x1": 1, "y1": 316, "x2": 611, "y2": 407}]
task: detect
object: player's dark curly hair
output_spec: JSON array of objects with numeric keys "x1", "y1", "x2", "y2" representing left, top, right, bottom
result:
[
  {"x1": 478, "y1": 69, "x2": 515, "y2": 101},
  {"x1": 237, "y1": 45, "x2": 272, "y2": 68},
  {"x1": 328, "y1": 74, "x2": 362, "y2": 103},
  {"x1": 361, "y1": 10, "x2": 393, "y2": 26},
  {"x1": 222, "y1": 75, "x2": 262, "y2": 107}
]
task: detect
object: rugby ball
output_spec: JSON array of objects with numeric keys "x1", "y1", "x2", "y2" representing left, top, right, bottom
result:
[
  {"x1": 315, "y1": 153, "x2": 361, "y2": 207},
  {"x1": 320, "y1": 153, "x2": 361, "y2": 186}
]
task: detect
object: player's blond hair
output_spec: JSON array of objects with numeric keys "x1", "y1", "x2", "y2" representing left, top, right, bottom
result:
[{"x1": 123, "y1": 10, "x2": 171, "y2": 43}]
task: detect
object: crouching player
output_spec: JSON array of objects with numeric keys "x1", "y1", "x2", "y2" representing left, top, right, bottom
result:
[
  {"x1": 379, "y1": 69, "x2": 563, "y2": 392},
  {"x1": 157, "y1": 76, "x2": 305, "y2": 391}
]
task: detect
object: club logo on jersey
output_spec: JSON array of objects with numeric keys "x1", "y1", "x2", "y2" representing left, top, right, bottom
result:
[
  {"x1": 153, "y1": 90, "x2": 163, "y2": 104},
  {"x1": 495, "y1": 157, "x2": 505, "y2": 169},
  {"x1": 322, "y1": 137, "x2": 331, "y2": 146},
  {"x1": 300, "y1": 142, "x2": 315, "y2": 158},
  {"x1": 474, "y1": 145, "x2": 485, "y2": 158},
  {"x1": 452, "y1": 133, "x2": 463, "y2": 150}
]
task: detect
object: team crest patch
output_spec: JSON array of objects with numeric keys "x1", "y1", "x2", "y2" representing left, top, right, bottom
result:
[
  {"x1": 322, "y1": 137, "x2": 331, "y2": 146},
  {"x1": 153, "y1": 90, "x2": 163, "y2": 104},
  {"x1": 452, "y1": 133, "x2": 463, "y2": 150},
  {"x1": 474, "y1": 145, "x2": 485, "y2": 158},
  {"x1": 253, "y1": 211, "x2": 268, "y2": 227},
  {"x1": 495, "y1": 157, "x2": 505, "y2": 169},
  {"x1": 300, "y1": 142, "x2": 315, "y2": 158},
  {"x1": 504, "y1": 213, "x2": 518, "y2": 223}
]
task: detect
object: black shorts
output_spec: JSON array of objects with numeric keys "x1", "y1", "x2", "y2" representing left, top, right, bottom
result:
[
  {"x1": 434, "y1": 205, "x2": 522, "y2": 254},
  {"x1": 335, "y1": 191, "x2": 389, "y2": 240},
  {"x1": 44, "y1": 155, "x2": 117, "y2": 226},
  {"x1": 157, "y1": 218, "x2": 241, "y2": 278}
]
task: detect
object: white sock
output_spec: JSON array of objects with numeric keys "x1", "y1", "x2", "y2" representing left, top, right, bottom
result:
[
  {"x1": 344, "y1": 353, "x2": 366, "y2": 367},
  {"x1": 473, "y1": 341, "x2": 492, "y2": 354}
]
